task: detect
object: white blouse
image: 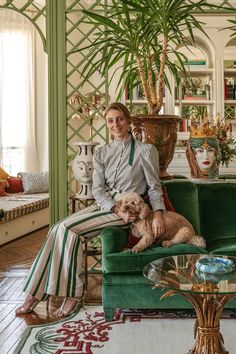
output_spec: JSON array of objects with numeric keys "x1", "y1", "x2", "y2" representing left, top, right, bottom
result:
[{"x1": 92, "y1": 135, "x2": 165, "y2": 212}]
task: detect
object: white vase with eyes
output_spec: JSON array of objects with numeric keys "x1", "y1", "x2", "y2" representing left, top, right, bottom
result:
[{"x1": 72, "y1": 142, "x2": 99, "y2": 199}]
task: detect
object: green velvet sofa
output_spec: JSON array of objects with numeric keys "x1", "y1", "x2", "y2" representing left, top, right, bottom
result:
[{"x1": 100, "y1": 179, "x2": 236, "y2": 320}]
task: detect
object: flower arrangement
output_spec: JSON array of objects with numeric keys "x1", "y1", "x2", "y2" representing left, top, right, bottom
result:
[{"x1": 215, "y1": 119, "x2": 236, "y2": 167}]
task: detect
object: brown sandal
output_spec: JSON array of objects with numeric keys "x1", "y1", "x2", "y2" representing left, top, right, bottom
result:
[
  {"x1": 15, "y1": 295, "x2": 40, "y2": 315},
  {"x1": 53, "y1": 297, "x2": 83, "y2": 318}
]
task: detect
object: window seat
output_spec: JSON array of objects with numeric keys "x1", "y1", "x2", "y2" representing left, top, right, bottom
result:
[{"x1": 0, "y1": 193, "x2": 49, "y2": 245}]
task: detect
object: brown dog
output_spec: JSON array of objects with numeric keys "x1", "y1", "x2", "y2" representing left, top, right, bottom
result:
[{"x1": 115, "y1": 192, "x2": 206, "y2": 253}]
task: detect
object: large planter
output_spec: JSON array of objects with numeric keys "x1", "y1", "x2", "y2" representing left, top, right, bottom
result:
[
  {"x1": 131, "y1": 115, "x2": 182, "y2": 180},
  {"x1": 72, "y1": 142, "x2": 99, "y2": 199}
]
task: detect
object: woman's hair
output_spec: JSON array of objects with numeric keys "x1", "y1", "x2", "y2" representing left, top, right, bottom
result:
[{"x1": 104, "y1": 102, "x2": 132, "y2": 124}]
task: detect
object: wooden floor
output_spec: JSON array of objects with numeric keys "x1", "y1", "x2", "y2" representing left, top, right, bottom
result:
[{"x1": 0, "y1": 226, "x2": 102, "y2": 354}]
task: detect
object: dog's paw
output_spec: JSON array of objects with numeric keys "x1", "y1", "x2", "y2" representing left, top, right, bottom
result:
[
  {"x1": 132, "y1": 245, "x2": 142, "y2": 253},
  {"x1": 162, "y1": 240, "x2": 172, "y2": 248}
]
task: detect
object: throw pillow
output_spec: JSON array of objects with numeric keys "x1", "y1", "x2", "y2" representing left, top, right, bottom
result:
[
  {"x1": 5, "y1": 177, "x2": 24, "y2": 193},
  {"x1": 0, "y1": 179, "x2": 9, "y2": 196},
  {"x1": 127, "y1": 185, "x2": 175, "y2": 249},
  {"x1": 0, "y1": 167, "x2": 9, "y2": 180},
  {"x1": 18, "y1": 171, "x2": 49, "y2": 194}
]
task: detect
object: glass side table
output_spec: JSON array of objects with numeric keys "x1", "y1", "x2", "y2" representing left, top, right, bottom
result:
[{"x1": 144, "y1": 254, "x2": 236, "y2": 354}]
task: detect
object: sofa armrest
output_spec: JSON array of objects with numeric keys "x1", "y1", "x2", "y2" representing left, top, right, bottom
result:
[{"x1": 101, "y1": 227, "x2": 129, "y2": 255}]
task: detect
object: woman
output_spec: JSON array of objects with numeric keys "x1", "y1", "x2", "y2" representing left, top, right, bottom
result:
[{"x1": 16, "y1": 102, "x2": 165, "y2": 318}]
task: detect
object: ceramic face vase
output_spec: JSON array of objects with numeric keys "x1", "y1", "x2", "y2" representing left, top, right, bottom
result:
[
  {"x1": 72, "y1": 142, "x2": 99, "y2": 198},
  {"x1": 187, "y1": 137, "x2": 221, "y2": 179}
]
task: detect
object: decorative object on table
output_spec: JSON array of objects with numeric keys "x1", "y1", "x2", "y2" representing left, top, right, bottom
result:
[
  {"x1": 186, "y1": 122, "x2": 221, "y2": 179},
  {"x1": 195, "y1": 256, "x2": 235, "y2": 274},
  {"x1": 195, "y1": 268, "x2": 235, "y2": 285},
  {"x1": 72, "y1": 142, "x2": 99, "y2": 199},
  {"x1": 74, "y1": 1, "x2": 227, "y2": 179},
  {"x1": 69, "y1": 92, "x2": 102, "y2": 198},
  {"x1": 69, "y1": 92, "x2": 106, "y2": 139}
]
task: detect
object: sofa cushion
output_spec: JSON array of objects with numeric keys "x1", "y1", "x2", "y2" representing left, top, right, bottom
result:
[
  {"x1": 18, "y1": 171, "x2": 49, "y2": 193},
  {"x1": 5, "y1": 176, "x2": 24, "y2": 193},
  {"x1": 207, "y1": 237, "x2": 236, "y2": 256},
  {"x1": 197, "y1": 182, "x2": 236, "y2": 247},
  {"x1": 0, "y1": 179, "x2": 8, "y2": 196},
  {"x1": 164, "y1": 180, "x2": 201, "y2": 235},
  {"x1": 0, "y1": 167, "x2": 9, "y2": 180},
  {"x1": 103, "y1": 243, "x2": 207, "y2": 273}
]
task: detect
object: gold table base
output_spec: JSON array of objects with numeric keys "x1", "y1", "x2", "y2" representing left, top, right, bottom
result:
[{"x1": 159, "y1": 287, "x2": 235, "y2": 354}]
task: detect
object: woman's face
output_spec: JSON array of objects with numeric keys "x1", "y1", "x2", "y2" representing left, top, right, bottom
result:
[
  {"x1": 105, "y1": 108, "x2": 130, "y2": 141},
  {"x1": 195, "y1": 144, "x2": 216, "y2": 171}
]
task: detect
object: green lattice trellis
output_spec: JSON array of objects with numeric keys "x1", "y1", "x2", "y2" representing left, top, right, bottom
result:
[
  {"x1": 225, "y1": 104, "x2": 236, "y2": 119},
  {"x1": 66, "y1": 0, "x2": 110, "y2": 204}
]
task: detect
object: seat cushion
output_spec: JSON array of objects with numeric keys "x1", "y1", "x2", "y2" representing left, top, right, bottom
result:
[{"x1": 103, "y1": 243, "x2": 207, "y2": 273}]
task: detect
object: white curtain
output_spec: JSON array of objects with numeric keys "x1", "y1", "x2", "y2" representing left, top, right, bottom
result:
[{"x1": 0, "y1": 9, "x2": 38, "y2": 175}]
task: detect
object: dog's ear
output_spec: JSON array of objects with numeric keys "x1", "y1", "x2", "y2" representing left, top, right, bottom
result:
[{"x1": 139, "y1": 202, "x2": 150, "y2": 219}]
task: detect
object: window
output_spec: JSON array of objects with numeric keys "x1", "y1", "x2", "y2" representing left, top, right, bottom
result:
[{"x1": 0, "y1": 10, "x2": 38, "y2": 176}]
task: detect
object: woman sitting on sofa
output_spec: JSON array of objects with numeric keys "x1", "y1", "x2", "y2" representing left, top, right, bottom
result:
[{"x1": 15, "y1": 102, "x2": 166, "y2": 318}]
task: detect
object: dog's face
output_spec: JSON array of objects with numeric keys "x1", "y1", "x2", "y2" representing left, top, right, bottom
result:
[{"x1": 116, "y1": 192, "x2": 150, "y2": 219}]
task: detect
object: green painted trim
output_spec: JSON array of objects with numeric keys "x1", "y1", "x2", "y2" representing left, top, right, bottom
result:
[
  {"x1": 0, "y1": 5, "x2": 46, "y2": 52},
  {"x1": 47, "y1": 0, "x2": 67, "y2": 224}
]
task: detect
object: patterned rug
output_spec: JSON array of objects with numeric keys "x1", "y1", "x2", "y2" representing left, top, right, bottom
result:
[{"x1": 14, "y1": 306, "x2": 236, "y2": 354}]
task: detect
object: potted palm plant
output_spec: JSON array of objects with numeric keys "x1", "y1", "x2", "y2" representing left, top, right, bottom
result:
[{"x1": 76, "y1": 0, "x2": 226, "y2": 178}]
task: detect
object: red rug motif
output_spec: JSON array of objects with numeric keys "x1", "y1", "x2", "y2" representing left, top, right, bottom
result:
[{"x1": 14, "y1": 306, "x2": 236, "y2": 354}]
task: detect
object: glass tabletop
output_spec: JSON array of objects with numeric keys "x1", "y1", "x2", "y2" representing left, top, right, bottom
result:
[{"x1": 143, "y1": 254, "x2": 236, "y2": 294}]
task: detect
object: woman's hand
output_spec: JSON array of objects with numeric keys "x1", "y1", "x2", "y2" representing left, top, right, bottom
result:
[{"x1": 152, "y1": 210, "x2": 165, "y2": 238}]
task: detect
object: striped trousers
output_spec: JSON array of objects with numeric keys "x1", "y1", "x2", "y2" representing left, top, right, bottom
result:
[{"x1": 23, "y1": 204, "x2": 128, "y2": 301}]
